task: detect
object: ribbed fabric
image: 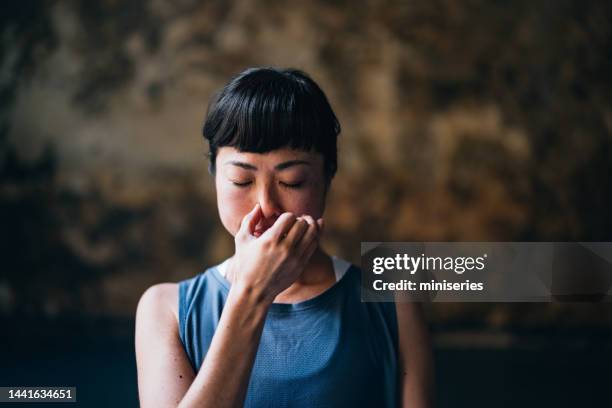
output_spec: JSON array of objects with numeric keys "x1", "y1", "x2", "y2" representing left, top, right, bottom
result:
[{"x1": 178, "y1": 259, "x2": 398, "y2": 407}]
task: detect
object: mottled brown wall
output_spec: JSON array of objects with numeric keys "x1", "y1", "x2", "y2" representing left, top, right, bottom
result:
[{"x1": 1, "y1": 0, "x2": 611, "y2": 324}]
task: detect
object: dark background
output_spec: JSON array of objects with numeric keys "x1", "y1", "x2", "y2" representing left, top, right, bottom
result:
[{"x1": 2, "y1": 0, "x2": 612, "y2": 406}]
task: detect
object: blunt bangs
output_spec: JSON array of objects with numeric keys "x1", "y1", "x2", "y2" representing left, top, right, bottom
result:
[{"x1": 203, "y1": 67, "x2": 340, "y2": 180}]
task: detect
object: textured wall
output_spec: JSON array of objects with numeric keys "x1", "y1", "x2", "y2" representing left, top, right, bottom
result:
[{"x1": 1, "y1": 0, "x2": 612, "y2": 324}]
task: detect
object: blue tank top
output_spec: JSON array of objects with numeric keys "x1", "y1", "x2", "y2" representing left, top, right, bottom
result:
[{"x1": 178, "y1": 259, "x2": 399, "y2": 407}]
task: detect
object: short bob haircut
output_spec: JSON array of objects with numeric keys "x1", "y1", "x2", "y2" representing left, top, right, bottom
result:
[{"x1": 202, "y1": 67, "x2": 341, "y2": 183}]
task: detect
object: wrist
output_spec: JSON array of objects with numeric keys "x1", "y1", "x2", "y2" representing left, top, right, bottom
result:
[
  {"x1": 229, "y1": 281, "x2": 274, "y2": 308},
  {"x1": 226, "y1": 258, "x2": 276, "y2": 306}
]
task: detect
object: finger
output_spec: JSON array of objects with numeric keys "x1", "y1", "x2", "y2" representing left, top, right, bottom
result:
[
  {"x1": 239, "y1": 203, "x2": 262, "y2": 237},
  {"x1": 262, "y1": 212, "x2": 296, "y2": 242},
  {"x1": 304, "y1": 215, "x2": 321, "y2": 240},
  {"x1": 302, "y1": 215, "x2": 313, "y2": 224},
  {"x1": 296, "y1": 218, "x2": 318, "y2": 256},
  {"x1": 284, "y1": 217, "x2": 309, "y2": 248},
  {"x1": 297, "y1": 226, "x2": 319, "y2": 260},
  {"x1": 303, "y1": 215, "x2": 322, "y2": 237}
]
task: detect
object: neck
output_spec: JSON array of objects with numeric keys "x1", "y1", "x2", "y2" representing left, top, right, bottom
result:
[{"x1": 296, "y1": 246, "x2": 334, "y2": 285}]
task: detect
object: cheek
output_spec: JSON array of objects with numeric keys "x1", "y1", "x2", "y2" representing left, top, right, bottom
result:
[
  {"x1": 283, "y1": 185, "x2": 326, "y2": 218},
  {"x1": 216, "y1": 184, "x2": 253, "y2": 236}
]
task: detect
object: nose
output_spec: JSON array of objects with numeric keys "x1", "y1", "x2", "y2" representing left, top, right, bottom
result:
[{"x1": 257, "y1": 182, "x2": 283, "y2": 220}]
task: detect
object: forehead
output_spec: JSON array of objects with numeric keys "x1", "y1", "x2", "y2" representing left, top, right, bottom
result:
[{"x1": 217, "y1": 146, "x2": 321, "y2": 166}]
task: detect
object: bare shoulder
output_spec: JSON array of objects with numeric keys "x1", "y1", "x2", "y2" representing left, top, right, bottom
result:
[
  {"x1": 135, "y1": 283, "x2": 195, "y2": 407},
  {"x1": 136, "y1": 283, "x2": 179, "y2": 327}
]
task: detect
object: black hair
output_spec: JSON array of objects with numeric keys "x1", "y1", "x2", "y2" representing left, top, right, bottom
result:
[{"x1": 202, "y1": 67, "x2": 341, "y2": 183}]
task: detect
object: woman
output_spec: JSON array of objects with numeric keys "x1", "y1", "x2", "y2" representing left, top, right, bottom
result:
[{"x1": 135, "y1": 67, "x2": 434, "y2": 407}]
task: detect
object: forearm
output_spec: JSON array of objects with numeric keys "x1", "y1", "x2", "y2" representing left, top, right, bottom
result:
[
  {"x1": 397, "y1": 303, "x2": 435, "y2": 408},
  {"x1": 179, "y1": 284, "x2": 271, "y2": 408},
  {"x1": 401, "y1": 370, "x2": 434, "y2": 408}
]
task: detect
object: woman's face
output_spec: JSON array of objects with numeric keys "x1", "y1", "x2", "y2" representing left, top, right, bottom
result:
[{"x1": 215, "y1": 146, "x2": 328, "y2": 237}]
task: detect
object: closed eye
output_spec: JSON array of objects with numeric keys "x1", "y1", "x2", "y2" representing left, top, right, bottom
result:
[
  {"x1": 232, "y1": 180, "x2": 252, "y2": 187},
  {"x1": 280, "y1": 181, "x2": 304, "y2": 189}
]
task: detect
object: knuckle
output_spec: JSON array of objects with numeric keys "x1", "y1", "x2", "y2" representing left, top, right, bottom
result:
[
  {"x1": 280, "y1": 240, "x2": 292, "y2": 253},
  {"x1": 278, "y1": 247, "x2": 290, "y2": 259},
  {"x1": 261, "y1": 237, "x2": 274, "y2": 250}
]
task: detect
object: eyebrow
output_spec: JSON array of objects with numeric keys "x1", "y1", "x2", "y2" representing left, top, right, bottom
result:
[{"x1": 225, "y1": 160, "x2": 311, "y2": 171}]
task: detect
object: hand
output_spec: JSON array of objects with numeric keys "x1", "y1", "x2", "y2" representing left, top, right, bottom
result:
[{"x1": 228, "y1": 203, "x2": 324, "y2": 304}]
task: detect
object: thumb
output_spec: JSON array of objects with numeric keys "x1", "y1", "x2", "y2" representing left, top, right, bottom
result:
[{"x1": 239, "y1": 203, "x2": 262, "y2": 237}]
